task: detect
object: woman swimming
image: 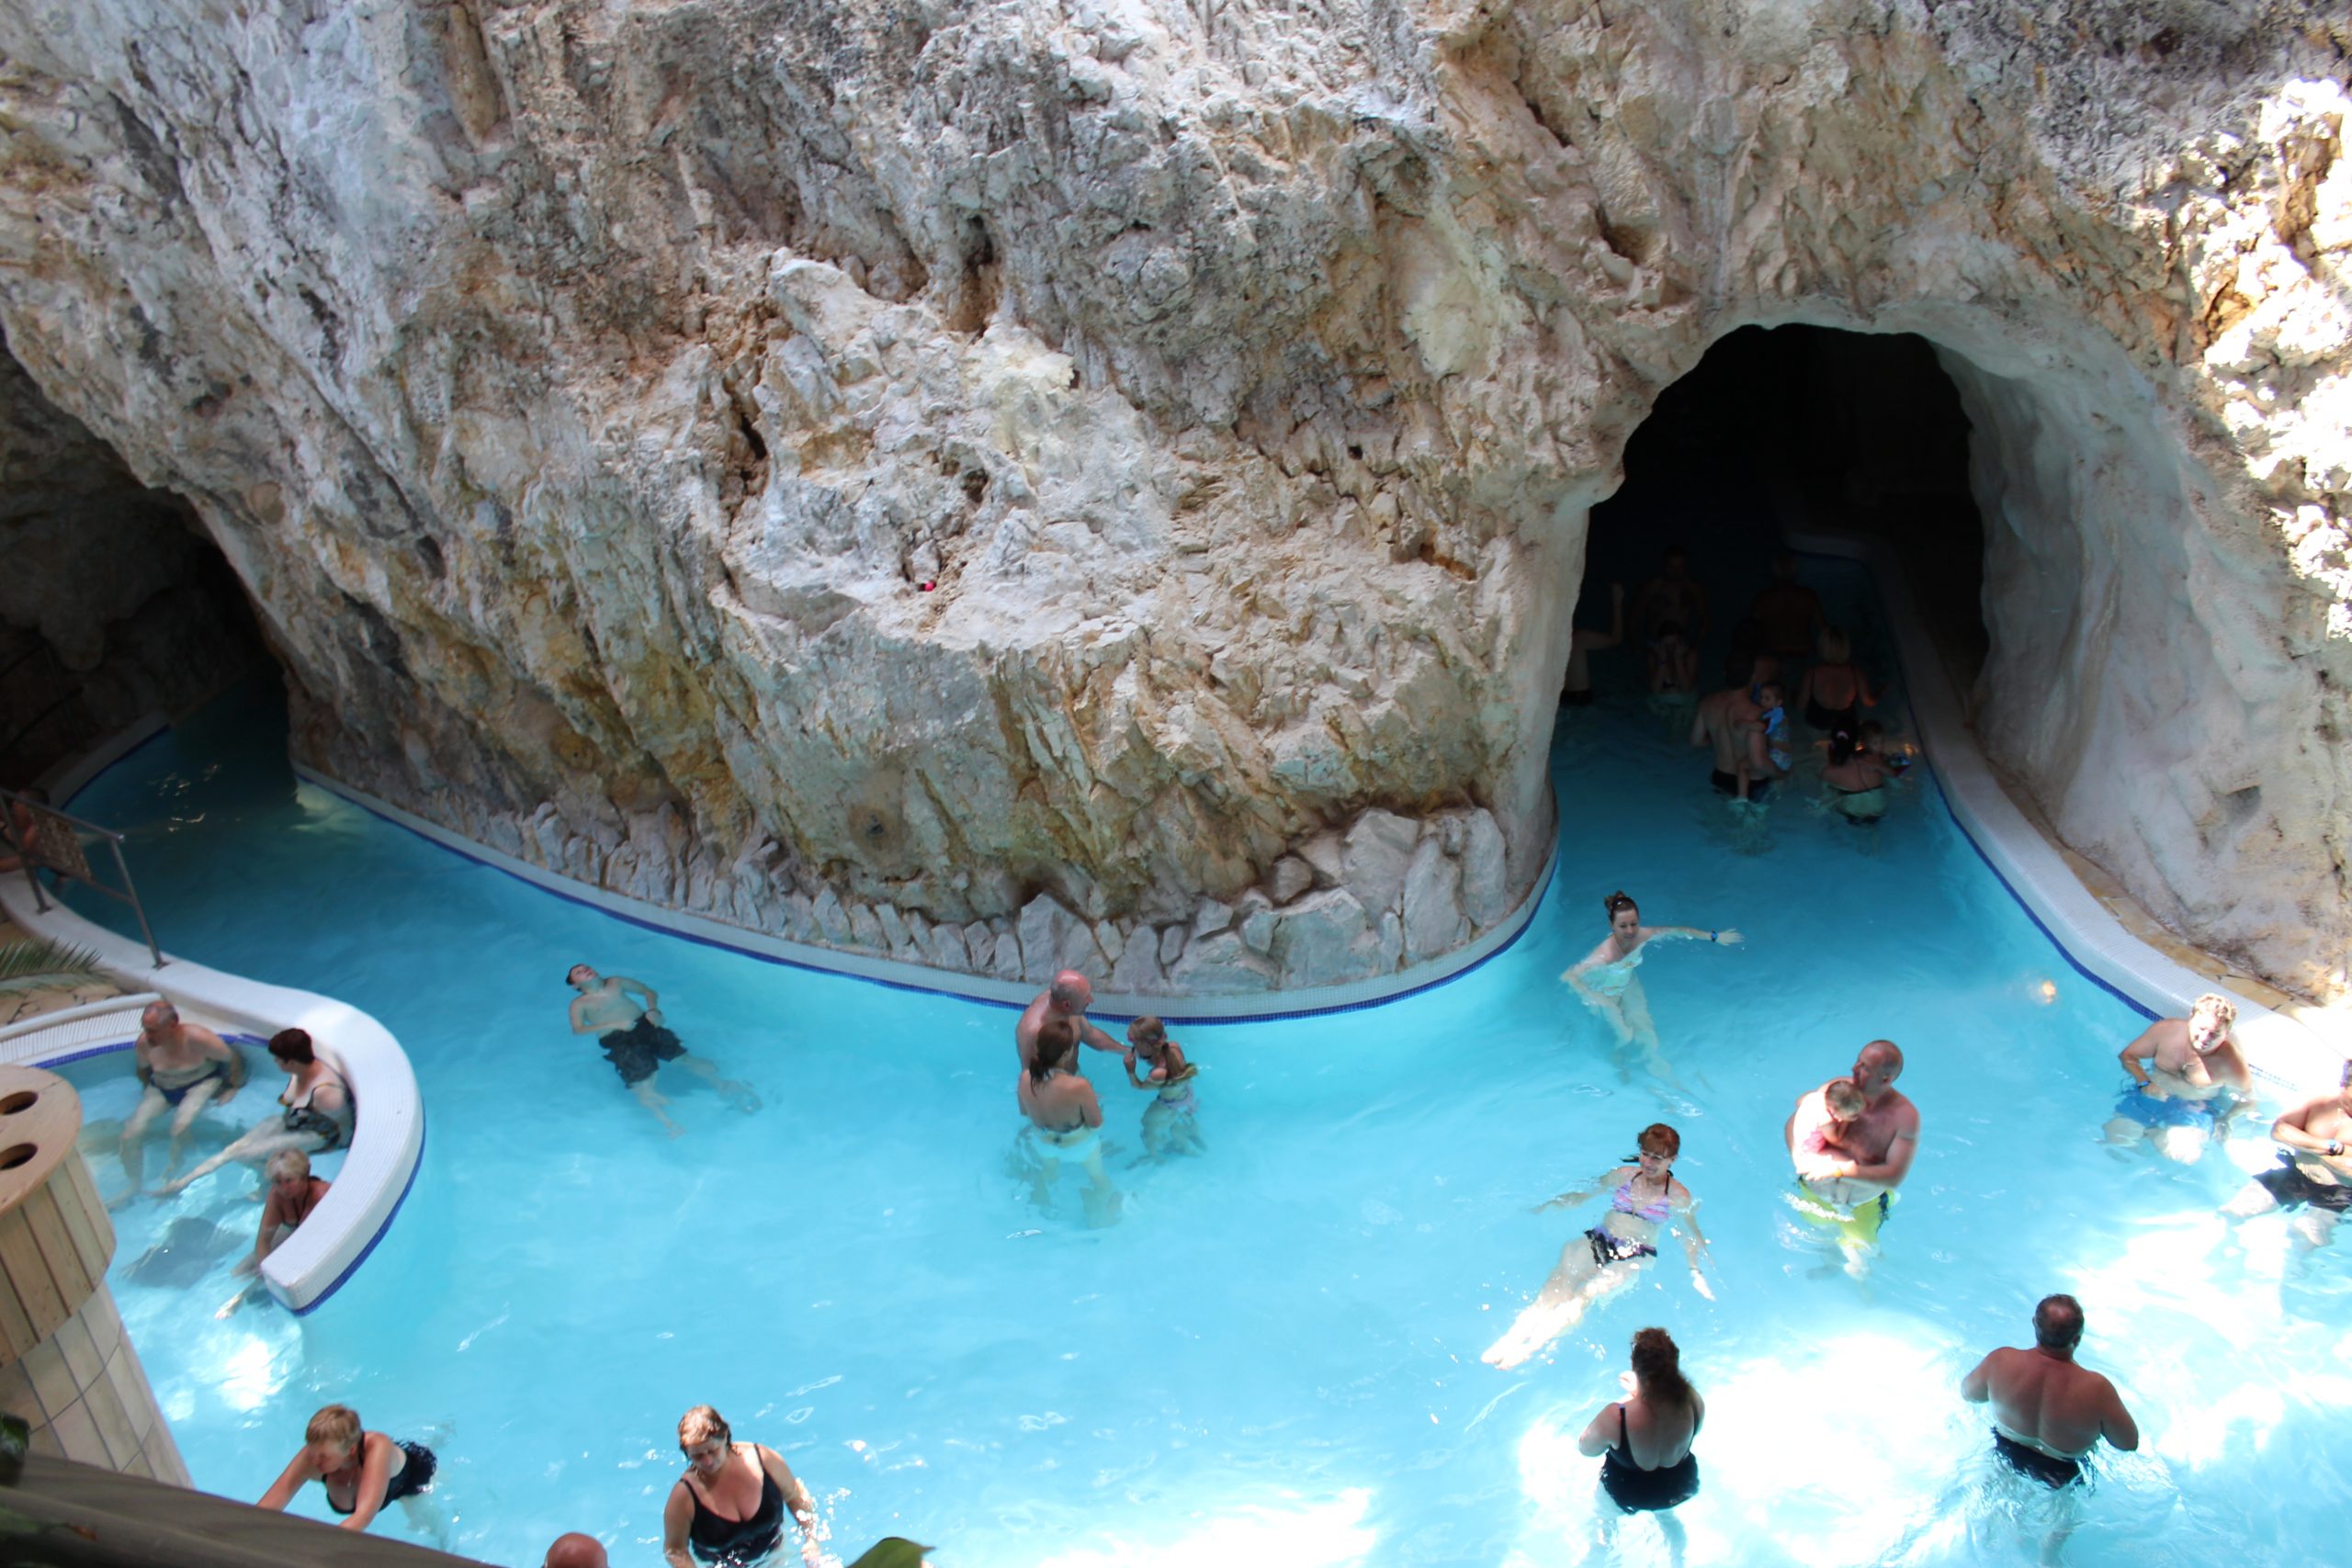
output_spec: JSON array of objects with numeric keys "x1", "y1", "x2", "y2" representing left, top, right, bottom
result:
[
  {"x1": 1124, "y1": 1015, "x2": 1204, "y2": 1158},
  {"x1": 256, "y1": 1403, "x2": 439, "y2": 1536},
  {"x1": 1561, "y1": 892, "x2": 1742, "y2": 1073},
  {"x1": 660, "y1": 1404, "x2": 820, "y2": 1568},
  {"x1": 1797, "y1": 625, "x2": 1875, "y2": 732},
  {"x1": 1483, "y1": 1123, "x2": 1713, "y2": 1370},
  {"x1": 1577, "y1": 1327, "x2": 1705, "y2": 1563},
  {"x1": 158, "y1": 1028, "x2": 352, "y2": 1196}
]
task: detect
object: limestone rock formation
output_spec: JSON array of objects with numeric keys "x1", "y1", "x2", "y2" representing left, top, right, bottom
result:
[{"x1": 0, "y1": 2, "x2": 2346, "y2": 997}]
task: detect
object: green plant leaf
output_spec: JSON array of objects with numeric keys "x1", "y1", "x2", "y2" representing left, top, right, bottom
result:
[
  {"x1": 844, "y1": 1540, "x2": 933, "y2": 1568},
  {"x1": 0, "y1": 938, "x2": 107, "y2": 996}
]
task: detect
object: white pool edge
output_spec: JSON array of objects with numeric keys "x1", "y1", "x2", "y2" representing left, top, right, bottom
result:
[
  {"x1": 0, "y1": 877, "x2": 424, "y2": 1314},
  {"x1": 288, "y1": 761, "x2": 1562, "y2": 1023},
  {"x1": 1788, "y1": 527, "x2": 2343, "y2": 1097}
]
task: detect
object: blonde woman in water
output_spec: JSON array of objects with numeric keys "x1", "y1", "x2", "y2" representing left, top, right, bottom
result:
[
  {"x1": 1562, "y1": 891, "x2": 1741, "y2": 1074},
  {"x1": 1484, "y1": 1122, "x2": 1714, "y2": 1370}
]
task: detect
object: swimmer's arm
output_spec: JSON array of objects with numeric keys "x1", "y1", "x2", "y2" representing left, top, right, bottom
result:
[
  {"x1": 1077, "y1": 1082, "x2": 1105, "y2": 1131},
  {"x1": 756, "y1": 1446, "x2": 820, "y2": 1532},
  {"x1": 1076, "y1": 1020, "x2": 1124, "y2": 1055},
  {"x1": 615, "y1": 976, "x2": 663, "y2": 1024},
  {"x1": 1560, "y1": 940, "x2": 1613, "y2": 988},
  {"x1": 1688, "y1": 704, "x2": 1710, "y2": 748},
  {"x1": 1574, "y1": 1403, "x2": 1621, "y2": 1459},
  {"x1": 337, "y1": 1433, "x2": 395, "y2": 1531},
  {"x1": 662, "y1": 1482, "x2": 701, "y2": 1568},
  {"x1": 2270, "y1": 1100, "x2": 2347, "y2": 1159},
  {"x1": 1959, "y1": 1353, "x2": 1995, "y2": 1404},
  {"x1": 203, "y1": 1029, "x2": 248, "y2": 1095},
  {"x1": 1675, "y1": 1193, "x2": 1714, "y2": 1298},
  {"x1": 2116, "y1": 1023, "x2": 2164, "y2": 1087},
  {"x1": 568, "y1": 995, "x2": 598, "y2": 1035},
  {"x1": 254, "y1": 1450, "x2": 316, "y2": 1512},
  {"x1": 1536, "y1": 1168, "x2": 1625, "y2": 1212},
  {"x1": 2099, "y1": 1381, "x2": 2140, "y2": 1451},
  {"x1": 1838, "y1": 1128, "x2": 1918, "y2": 1186},
  {"x1": 1645, "y1": 924, "x2": 1739, "y2": 946}
]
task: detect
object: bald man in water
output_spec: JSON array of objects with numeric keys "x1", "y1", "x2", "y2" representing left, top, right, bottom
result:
[
  {"x1": 1014, "y1": 969, "x2": 1123, "y2": 1072},
  {"x1": 1786, "y1": 1040, "x2": 1920, "y2": 1272},
  {"x1": 543, "y1": 1533, "x2": 609, "y2": 1568}
]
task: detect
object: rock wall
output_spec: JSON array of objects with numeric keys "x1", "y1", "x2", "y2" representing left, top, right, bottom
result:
[
  {"x1": 0, "y1": 2, "x2": 2344, "y2": 996},
  {"x1": 0, "y1": 342, "x2": 265, "y2": 786}
]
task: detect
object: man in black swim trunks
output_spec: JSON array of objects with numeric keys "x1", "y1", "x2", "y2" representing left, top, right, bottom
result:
[
  {"x1": 1962, "y1": 1294, "x2": 2139, "y2": 1500},
  {"x1": 566, "y1": 964, "x2": 760, "y2": 1137},
  {"x1": 2224, "y1": 1065, "x2": 2352, "y2": 1259}
]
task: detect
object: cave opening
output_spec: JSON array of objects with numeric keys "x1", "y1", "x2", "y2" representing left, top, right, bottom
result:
[
  {"x1": 1576, "y1": 323, "x2": 1989, "y2": 703},
  {"x1": 0, "y1": 342, "x2": 270, "y2": 791}
]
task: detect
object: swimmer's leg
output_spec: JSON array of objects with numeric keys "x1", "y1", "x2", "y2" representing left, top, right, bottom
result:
[
  {"x1": 157, "y1": 1125, "x2": 319, "y2": 1196},
  {"x1": 678, "y1": 1055, "x2": 761, "y2": 1111},
  {"x1": 397, "y1": 1489, "x2": 452, "y2": 1551},
  {"x1": 162, "y1": 1077, "x2": 222, "y2": 1178},
  {"x1": 1079, "y1": 1145, "x2": 1122, "y2": 1228},
  {"x1": 1619, "y1": 977, "x2": 1660, "y2": 1052},
  {"x1": 115, "y1": 1084, "x2": 170, "y2": 1202},
  {"x1": 2098, "y1": 1115, "x2": 2146, "y2": 1148},
  {"x1": 2223, "y1": 1179, "x2": 2281, "y2": 1221},
  {"x1": 1484, "y1": 1241, "x2": 1612, "y2": 1369},
  {"x1": 2288, "y1": 1207, "x2": 2340, "y2": 1257},
  {"x1": 630, "y1": 1077, "x2": 685, "y2": 1139},
  {"x1": 1657, "y1": 1509, "x2": 1688, "y2": 1568}
]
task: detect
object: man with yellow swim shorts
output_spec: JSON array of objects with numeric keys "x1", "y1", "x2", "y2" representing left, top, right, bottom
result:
[{"x1": 1786, "y1": 1041, "x2": 1920, "y2": 1275}]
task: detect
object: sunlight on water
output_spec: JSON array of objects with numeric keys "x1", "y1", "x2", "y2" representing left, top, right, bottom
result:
[{"x1": 1029, "y1": 1487, "x2": 1378, "y2": 1568}]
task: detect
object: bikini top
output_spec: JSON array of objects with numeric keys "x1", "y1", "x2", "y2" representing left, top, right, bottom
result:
[
  {"x1": 282, "y1": 1067, "x2": 350, "y2": 1114},
  {"x1": 1612, "y1": 1401, "x2": 1703, "y2": 1467},
  {"x1": 686, "y1": 1450, "x2": 786, "y2": 1563},
  {"x1": 1610, "y1": 1174, "x2": 1673, "y2": 1223}
]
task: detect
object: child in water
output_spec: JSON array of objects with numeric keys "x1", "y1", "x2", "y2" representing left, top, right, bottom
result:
[{"x1": 1124, "y1": 1016, "x2": 1204, "y2": 1159}]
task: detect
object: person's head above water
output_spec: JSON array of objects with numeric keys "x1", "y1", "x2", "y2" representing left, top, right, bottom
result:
[
  {"x1": 1602, "y1": 890, "x2": 1640, "y2": 936},
  {"x1": 1823, "y1": 1078, "x2": 1866, "y2": 1125},
  {"x1": 267, "y1": 1028, "x2": 315, "y2": 1066},
  {"x1": 2188, "y1": 993, "x2": 2237, "y2": 1051},
  {"x1": 1048, "y1": 970, "x2": 1093, "y2": 1014},
  {"x1": 1816, "y1": 625, "x2": 1851, "y2": 663},
  {"x1": 544, "y1": 1534, "x2": 611, "y2": 1568},
  {"x1": 304, "y1": 1403, "x2": 363, "y2": 1467},
  {"x1": 678, "y1": 1405, "x2": 734, "y2": 1476},
  {"x1": 1629, "y1": 1326, "x2": 1697, "y2": 1409},
  {"x1": 2032, "y1": 1293, "x2": 2085, "y2": 1356},
  {"x1": 1126, "y1": 1016, "x2": 1167, "y2": 1055},
  {"x1": 1850, "y1": 1039, "x2": 1904, "y2": 1100},
  {"x1": 1030, "y1": 1016, "x2": 1079, "y2": 1080},
  {"x1": 1635, "y1": 1122, "x2": 1680, "y2": 1167},
  {"x1": 1754, "y1": 680, "x2": 1786, "y2": 713},
  {"x1": 565, "y1": 964, "x2": 599, "y2": 990},
  {"x1": 140, "y1": 999, "x2": 179, "y2": 1033},
  {"x1": 266, "y1": 1148, "x2": 312, "y2": 1187},
  {"x1": 1828, "y1": 728, "x2": 1862, "y2": 765}
]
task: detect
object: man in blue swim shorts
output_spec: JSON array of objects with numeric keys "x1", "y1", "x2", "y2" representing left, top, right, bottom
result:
[
  {"x1": 2102, "y1": 994, "x2": 2250, "y2": 1163},
  {"x1": 566, "y1": 964, "x2": 760, "y2": 1136}
]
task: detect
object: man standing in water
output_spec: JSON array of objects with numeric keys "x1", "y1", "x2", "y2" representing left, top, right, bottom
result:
[
  {"x1": 1015, "y1": 969, "x2": 1124, "y2": 1072},
  {"x1": 566, "y1": 964, "x2": 758, "y2": 1136},
  {"x1": 2223, "y1": 1063, "x2": 2352, "y2": 1259},
  {"x1": 1690, "y1": 656, "x2": 1763, "y2": 799},
  {"x1": 2103, "y1": 993, "x2": 2252, "y2": 1162},
  {"x1": 1962, "y1": 1295, "x2": 2139, "y2": 1510},
  {"x1": 1633, "y1": 545, "x2": 1710, "y2": 646},
  {"x1": 1785, "y1": 1040, "x2": 1919, "y2": 1273},
  {"x1": 119, "y1": 999, "x2": 246, "y2": 1201}
]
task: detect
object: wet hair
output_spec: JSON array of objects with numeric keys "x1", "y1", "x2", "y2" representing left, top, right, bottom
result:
[
  {"x1": 268, "y1": 1028, "x2": 315, "y2": 1065},
  {"x1": 1029, "y1": 1016, "x2": 1079, "y2": 1082},
  {"x1": 1817, "y1": 626, "x2": 1851, "y2": 663},
  {"x1": 1128, "y1": 1016, "x2": 1167, "y2": 1049},
  {"x1": 306, "y1": 1404, "x2": 362, "y2": 1450},
  {"x1": 1636, "y1": 1122, "x2": 1680, "y2": 1159},
  {"x1": 565, "y1": 964, "x2": 591, "y2": 986},
  {"x1": 1630, "y1": 1327, "x2": 1697, "y2": 1412},
  {"x1": 1824, "y1": 1079, "x2": 1866, "y2": 1120},
  {"x1": 267, "y1": 1148, "x2": 312, "y2": 1182},
  {"x1": 2189, "y1": 993, "x2": 2237, "y2": 1027},
  {"x1": 1755, "y1": 680, "x2": 1786, "y2": 707},
  {"x1": 2033, "y1": 1294, "x2": 2085, "y2": 1351},
  {"x1": 1828, "y1": 728, "x2": 1862, "y2": 765},
  {"x1": 1602, "y1": 890, "x2": 1640, "y2": 922},
  {"x1": 678, "y1": 1405, "x2": 730, "y2": 1450}
]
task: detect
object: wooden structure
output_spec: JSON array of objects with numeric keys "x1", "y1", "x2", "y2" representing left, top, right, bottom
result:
[{"x1": 0, "y1": 1063, "x2": 187, "y2": 1481}]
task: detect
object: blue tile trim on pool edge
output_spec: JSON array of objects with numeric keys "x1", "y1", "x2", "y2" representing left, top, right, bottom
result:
[
  {"x1": 289, "y1": 769, "x2": 1562, "y2": 1028},
  {"x1": 33, "y1": 1032, "x2": 423, "y2": 1316},
  {"x1": 1785, "y1": 544, "x2": 2159, "y2": 1023}
]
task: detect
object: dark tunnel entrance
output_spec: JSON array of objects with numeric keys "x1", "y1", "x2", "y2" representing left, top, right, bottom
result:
[
  {"x1": 0, "y1": 340, "x2": 268, "y2": 790},
  {"x1": 1573, "y1": 324, "x2": 1988, "y2": 705}
]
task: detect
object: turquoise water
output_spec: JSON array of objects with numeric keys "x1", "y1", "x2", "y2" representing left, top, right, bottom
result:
[{"x1": 51, "y1": 550, "x2": 2350, "y2": 1568}]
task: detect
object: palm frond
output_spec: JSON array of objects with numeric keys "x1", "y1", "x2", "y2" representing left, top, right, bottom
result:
[{"x1": 0, "y1": 937, "x2": 108, "y2": 994}]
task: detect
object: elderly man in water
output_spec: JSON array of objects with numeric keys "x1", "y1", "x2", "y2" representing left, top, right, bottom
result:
[
  {"x1": 1962, "y1": 1293, "x2": 2139, "y2": 1567},
  {"x1": 1015, "y1": 968, "x2": 1124, "y2": 1072},
  {"x1": 2223, "y1": 1063, "x2": 2352, "y2": 1262},
  {"x1": 117, "y1": 999, "x2": 246, "y2": 1203},
  {"x1": 2103, "y1": 993, "x2": 2252, "y2": 1162},
  {"x1": 566, "y1": 964, "x2": 759, "y2": 1137},
  {"x1": 1785, "y1": 1040, "x2": 1919, "y2": 1274}
]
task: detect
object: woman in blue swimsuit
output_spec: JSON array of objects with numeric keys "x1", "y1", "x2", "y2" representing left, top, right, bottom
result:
[
  {"x1": 1562, "y1": 892, "x2": 1742, "y2": 1078},
  {"x1": 1484, "y1": 1123, "x2": 1714, "y2": 1370}
]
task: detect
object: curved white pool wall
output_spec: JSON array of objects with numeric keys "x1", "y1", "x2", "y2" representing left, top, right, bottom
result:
[
  {"x1": 0, "y1": 877, "x2": 424, "y2": 1313},
  {"x1": 1788, "y1": 527, "x2": 2342, "y2": 1097}
]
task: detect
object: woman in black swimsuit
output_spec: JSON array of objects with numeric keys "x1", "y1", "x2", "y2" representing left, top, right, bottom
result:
[
  {"x1": 255, "y1": 1403, "x2": 437, "y2": 1535},
  {"x1": 1576, "y1": 1328, "x2": 1703, "y2": 1552},
  {"x1": 661, "y1": 1404, "x2": 821, "y2": 1568}
]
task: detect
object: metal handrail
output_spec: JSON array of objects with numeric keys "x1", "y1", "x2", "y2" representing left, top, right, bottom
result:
[{"x1": 0, "y1": 786, "x2": 164, "y2": 968}]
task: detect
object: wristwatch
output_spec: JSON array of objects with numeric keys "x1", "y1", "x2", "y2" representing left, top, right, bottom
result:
[{"x1": 2328, "y1": 1140, "x2": 2344, "y2": 1157}]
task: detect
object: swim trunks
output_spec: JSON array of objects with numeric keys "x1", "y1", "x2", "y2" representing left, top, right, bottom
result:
[
  {"x1": 2254, "y1": 1156, "x2": 2352, "y2": 1213},
  {"x1": 2111, "y1": 1087, "x2": 2220, "y2": 1131},
  {"x1": 601, "y1": 1015, "x2": 687, "y2": 1085},
  {"x1": 1710, "y1": 769, "x2": 1769, "y2": 803},
  {"x1": 152, "y1": 1063, "x2": 226, "y2": 1108},
  {"x1": 1789, "y1": 1185, "x2": 1891, "y2": 1246},
  {"x1": 1833, "y1": 785, "x2": 1888, "y2": 823},
  {"x1": 280, "y1": 1105, "x2": 346, "y2": 1150},
  {"x1": 1992, "y1": 1430, "x2": 2083, "y2": 1488}
]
